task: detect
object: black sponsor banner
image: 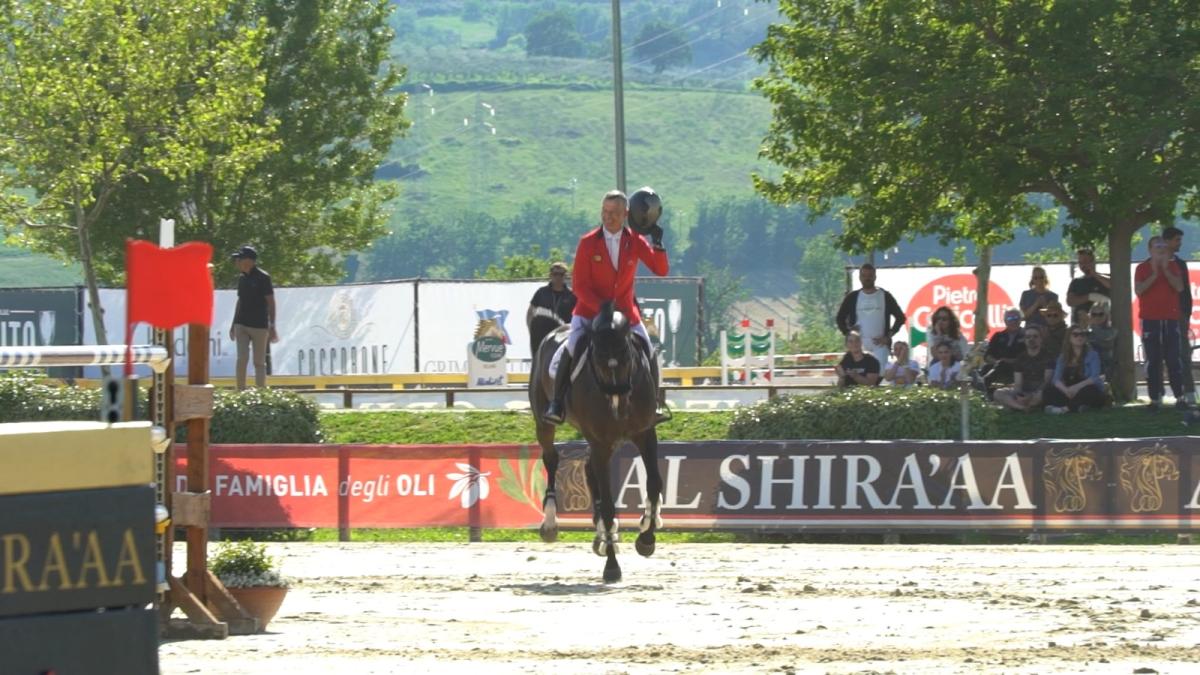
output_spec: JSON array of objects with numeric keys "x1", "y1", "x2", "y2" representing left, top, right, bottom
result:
[
  {"x1": 0, "y1": 486, "x2": 155, "y2": 617},
  {"x1": 553, "y1": 439, "x2": 1200, "y2": 532},
  {"x1": 0, "y1": 287, "x2": 80, "y2": 377},
  {"x1": 0, "y1": 607, "x2": 157, "y2": 674}
]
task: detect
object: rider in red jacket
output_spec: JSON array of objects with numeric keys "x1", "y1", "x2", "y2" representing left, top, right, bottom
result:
[{"x1": 544, "y1": 189, "x2": 669, "y2": 425}]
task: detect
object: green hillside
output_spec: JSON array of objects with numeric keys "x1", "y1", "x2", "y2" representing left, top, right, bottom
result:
[
  {"x1": 385, "y1": 85, "x2": 774, "y2": 231},
  {"x1": 0, "y1": 244, "x2": 80, "y2": 288}
]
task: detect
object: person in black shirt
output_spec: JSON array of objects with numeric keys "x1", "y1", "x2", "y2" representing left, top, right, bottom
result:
[
  {"x1": 229, "y1": 246, "x2": 276, "y2": 389},
  {"x1": 834, "y1": 331, "x2": 881, "y2": 387},
  {"x1": 1065, "y1": 248, "x2": 1111, "y2": 319},
  {"x1": 980, "y1": 308, "x2": 1026, "y2": 388},
  {"x1": 526, "y1": 261, "x2": 576, "y2": 357},
  {"x1": 1164, "y1": 226, "x2": 1195, "y2": 404}
]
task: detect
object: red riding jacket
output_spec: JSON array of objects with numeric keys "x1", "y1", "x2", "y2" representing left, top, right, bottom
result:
[{"x1": 571, "y1": 226, "x2": 669, "y2": 325}]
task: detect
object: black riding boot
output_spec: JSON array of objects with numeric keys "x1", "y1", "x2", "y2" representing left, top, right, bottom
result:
[
  {"x1": 544, "y1": 350, "x2": 572, "y2": 425},
  {"x1": 648, "y1": 349, "x2": 670, "y2": 426}
]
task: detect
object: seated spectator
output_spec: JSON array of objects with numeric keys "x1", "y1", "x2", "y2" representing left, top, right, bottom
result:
[
  {"x1": 1039, "y1": 299, "x2": 1068, "y2": 363},
  {"x1": 1020, "y1": 266, "x2": 1058, "y2": 328},
  {"x1": 928, "y1": 306, "x2": 969, "y2": 362},
  {"x1": 980, "y1": 308, "x2": 1025, "y2": 388},
  {"x1": 835, "y1": 331, "x2": 881, "y2": 387},
  {"x1": 884, "y1": 340, "x2": 921, "y2": 386},
  {"x1": 927, "y1": 342, "x2": 961, "y2": 390},
  {"x1": 1085, "y1": 301, "x2": 1116, "y2": 383},
  {"x1": 1044, "y1": 327, "x2": 1108, "y2": 414},
  {"x1": 1072, "y1": 305, "x2": 1090, "y2": 328},
  {"x1": 993, "y1": 325, "x2": 1054, "y2": 412}
]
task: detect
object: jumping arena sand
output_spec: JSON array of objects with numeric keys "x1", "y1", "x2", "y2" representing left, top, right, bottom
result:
[{"x1": 160, "y1": 541, "x2": 1200, "y2": 674}]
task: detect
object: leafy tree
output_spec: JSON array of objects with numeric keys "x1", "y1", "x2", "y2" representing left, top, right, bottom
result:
[
  {"x1": 633, "y1": 20, "x2": 692, "y2": 73},
  {"x1": 524, "y1": 10, "x2": 584, "y2": 58},
  {"x1": 122, "y1": 0, "x2": 408, "y2": 289},
  {"x1": 795, "y1": 234, "x2": 846, "y2": 330},
  {"x1": 478, "y1": 245, "x2": 569, "y2": 280},
  {"x1": 0, "y1": 0, "x2": 275, "y2": 344},
  {"x1": 753, "y1": 1, "x2": 1200, "y2": 400},
  {"x1": 698, "y1": 262, "x2": 747, "y2": 358}
]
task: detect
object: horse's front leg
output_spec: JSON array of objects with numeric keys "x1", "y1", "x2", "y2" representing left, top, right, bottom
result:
[
  {"x1": 537, "y1": 420, "x2": 559, "y2": 543},
  {"x1": 586, "y1": 443, "x2": 622, "y2": 583},
  {"x1": 635, "y1": 428, "x2": 663, "y2": 557}
]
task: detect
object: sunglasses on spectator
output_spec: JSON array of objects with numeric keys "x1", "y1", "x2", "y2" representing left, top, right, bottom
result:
[
  {"x1": 1089, "y1": 311, "x2": 1106, "y2": 317},
  {"x1": 1070, "y1": 331, "x2": 1086, "y2": 338}
]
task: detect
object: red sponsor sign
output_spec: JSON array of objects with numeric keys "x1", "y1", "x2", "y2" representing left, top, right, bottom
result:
[
  {"x1": 173, "y1": 444, "x2": 547, "y2": 528},
  {"x1": 905, "y1": 273, "x2": 1014, "y2": 339}
]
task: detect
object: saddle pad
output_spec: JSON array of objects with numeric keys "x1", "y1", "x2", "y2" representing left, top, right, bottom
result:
[{"x1": 548, "y1": 341, "x2": 588, "y2": 382}]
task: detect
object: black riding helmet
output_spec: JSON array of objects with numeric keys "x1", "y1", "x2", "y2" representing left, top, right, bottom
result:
[{"x1": 627, "y1": 186, "x2": 662, "y2": 236}]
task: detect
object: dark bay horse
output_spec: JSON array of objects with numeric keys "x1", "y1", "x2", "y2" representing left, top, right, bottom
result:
[{"x1": 528, "y1": 301, "x2": 664, "y2": 583}]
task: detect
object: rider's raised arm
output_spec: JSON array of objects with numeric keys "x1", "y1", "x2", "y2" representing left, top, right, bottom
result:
[{"x1": 632, "y1": 231, "x2": 669, "y2": 276}]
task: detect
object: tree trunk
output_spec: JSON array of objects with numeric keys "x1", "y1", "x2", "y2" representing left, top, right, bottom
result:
[
  {"x1": 77, "y1": 205, "x2": 110, "y2": 349},
  {"x1": 1108, "y1": 225, "x2": 1138, "y2": 403},
  {"x1": 973, "y1": 246, "x2": 992, "y2": 343}
]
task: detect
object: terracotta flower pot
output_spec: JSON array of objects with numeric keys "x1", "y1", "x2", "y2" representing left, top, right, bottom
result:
[{"x1": 228, "y1": 586, "x2": 288, "y2": 632}]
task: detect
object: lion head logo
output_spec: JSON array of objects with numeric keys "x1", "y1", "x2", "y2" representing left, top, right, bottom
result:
[
  {"x1": 1119, "y1": 444, "x2": 1180, "y2": 513},
  {"x1": 1043, "y1": 445, "x2": 1102, "y2": 513}
]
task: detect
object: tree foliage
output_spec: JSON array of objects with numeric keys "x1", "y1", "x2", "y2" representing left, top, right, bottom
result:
[
  {"x1": 477, "y1": 245, "x2": 569, "y2": 280},
  {"x1": 753, "y1": 0, "x2": 1200, "y2": 400},
  {"x1": 795, "y1": 234, "x2": 846, "y2": 330},
  {"x1": 524, "y1": 10, "x2": 584, "y2": 58},
  {"x1": 0, "y1": 0, "x2": 275, "y2": 344},
  {"x1": 632, "y1": 20, "x2": 692, "y2": 73}
]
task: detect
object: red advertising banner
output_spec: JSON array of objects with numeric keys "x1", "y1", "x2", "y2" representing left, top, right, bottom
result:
[{"x1": 176, "y1": 439, "x2": 1200, "y2": 532}]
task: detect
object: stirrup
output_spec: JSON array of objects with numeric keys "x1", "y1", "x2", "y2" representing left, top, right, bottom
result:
[
  {"x1": 544, "y1": 404, "x2": 566, "y2": 425},
  {"x1": 652, "y1": 403, "x2": 672, "y2": 427}
]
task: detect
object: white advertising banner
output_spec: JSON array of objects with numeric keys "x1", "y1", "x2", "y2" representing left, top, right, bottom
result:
[
  {"x1": 84, "y1": 282, "x2": 417, "y2": 377},
  {"x1": 417, "y1": 281, "x2": 543, "y2": 374}
]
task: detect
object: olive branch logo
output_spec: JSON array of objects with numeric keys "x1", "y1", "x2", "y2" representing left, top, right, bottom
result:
[{"x1": 497, "y1": 446, "x2": 547, "y2": 515}]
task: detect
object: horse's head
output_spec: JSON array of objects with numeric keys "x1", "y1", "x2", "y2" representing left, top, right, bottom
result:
[{"x1": 586, "y1": 301, "x2": 636, "y2": 416}]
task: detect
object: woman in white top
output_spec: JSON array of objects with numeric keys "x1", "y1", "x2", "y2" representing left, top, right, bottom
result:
[
  {"x1": 884, "y1": 341, "x2": 921, "y2": 386},
  {"x1": 927, "y1": 342, "x2": 961, "y2": 389}
]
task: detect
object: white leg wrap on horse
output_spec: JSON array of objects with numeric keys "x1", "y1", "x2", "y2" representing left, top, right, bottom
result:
[
  {"x1": 543, "y1": 499, "x2": 557, "y2": 529},
  {"x1": 640, "y1": 499, "x2": 663, "y2": 533}
]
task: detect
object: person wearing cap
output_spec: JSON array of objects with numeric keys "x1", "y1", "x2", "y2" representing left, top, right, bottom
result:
[
  {"x1": 980, "y1": 308, "x2": 1025, "y2": 389},
  {"x1": 526, "y1": 261, "x2": 576, "y2": 357},
  {"x1": 229, "y1": 245, "x2": 276, "y2": 390},
  {"x1": 1135, "y1": 235, "x2": 1186, "y2": 411},
  {"x1": 1039, "y1": 299, "x2": 1068, "y2": 363}
]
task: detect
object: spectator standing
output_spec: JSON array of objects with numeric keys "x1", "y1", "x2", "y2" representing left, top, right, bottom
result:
[
  {"x1": 1085, "y1": 302, "x2": 1116, "y2": 383},
  {"x1": 994, "y1": 325, "x2": 1054, "y2": 412},
  {"x1": 835, "y1": 331, "x2": 881, "y2": 387},
  {"x1": 1066, "y1": 248, "x2": 1112, "y2": 319},
  {"x1": 883, "y1": 340, "x2": 921, "y2": 387},
  {"x1": 835, "y1": 263, "x2": 906, "y2": 367},
  {"x1": 1020, "y1": 266, "x2": 1058, "y2": 328},
  {"x1": 1039, "y1": 300, "x2": 1068, "y2": 364},
  {"x1": 927, "y1": 342, "x2": 961, "y2": 390},
  {"x1": 1044, "y1": 327, "x2": 1107, "y2": 413},
  {"x1": 229, "y1": 246, "x2": 276, "y2": 390},
  {"x1": 1164, "y1": 226, "x2": 1195, "y2": 404},
  {"x1": 526, "y1": 261, "x2": 576, "y2": 356},
  {"x1": 981, "y1": 308, "x2": 1025, "y2": 388},
  {"x1": 927, "y1": 306, "x2": 969, "y2": 362},
  {"x1": 1135, "y1": 235, "x2": 1187, "y2": 411}
]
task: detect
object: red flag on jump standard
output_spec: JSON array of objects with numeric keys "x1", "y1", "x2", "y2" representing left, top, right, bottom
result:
[{"x1": 126, "y1": 239, "x2": 214, "y2": 330}]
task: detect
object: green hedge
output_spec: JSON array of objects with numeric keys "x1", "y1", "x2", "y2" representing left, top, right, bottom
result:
[
  {"x1": 0, "y1": 373, "x2": 321, "y2": 443},
  {"x1": 0, "y1": 371, "x2": 148, "y2": 422},
  {"x1": 729, "y1": 386, "x2": 998, "y2": 441}
]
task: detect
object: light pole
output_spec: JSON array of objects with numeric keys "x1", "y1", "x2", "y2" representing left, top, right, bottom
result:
[{"x1": 611, "y1": 0, "x2": 627, "y2": 193}]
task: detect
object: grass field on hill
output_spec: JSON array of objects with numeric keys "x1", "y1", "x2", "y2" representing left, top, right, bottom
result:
[
  {"x1": 0, "y1": 244, "x2": 80, "y2": 288},
  {"x1": 387, "y1": 85, "x2": 774, "y2": 230}
]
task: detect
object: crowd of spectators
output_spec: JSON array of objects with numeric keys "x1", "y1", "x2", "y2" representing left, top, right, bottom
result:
[{"x1": 834, "y1": 231, "x2": 1196, "y2": 413}]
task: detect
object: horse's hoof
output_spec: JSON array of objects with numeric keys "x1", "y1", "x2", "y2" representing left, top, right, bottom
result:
[
  {"x1": 539, "y1": 524, "x2": 558, "y2": 543},
  {"x1": 603, "y1": 562, "x2": 622, "y2": 584},
  {"x1": 635, "y1": 532, "x2": 656, "y2": 557}
]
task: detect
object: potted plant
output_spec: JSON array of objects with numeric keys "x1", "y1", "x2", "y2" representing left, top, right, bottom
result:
[{"x1": 210, "y1": 540, "x2": 290, "y2": 632}]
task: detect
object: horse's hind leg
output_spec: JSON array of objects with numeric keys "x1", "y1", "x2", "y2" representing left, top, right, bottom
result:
[
  {"x1": 587, "y1": 444, "x2": 622, "y2": 583},
  {"x1": 635, "y1": 428, "x2": 664, "y2": 558},
  {"x1": 537, "y1": 421, "x2": 559, "y2": 543}
]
